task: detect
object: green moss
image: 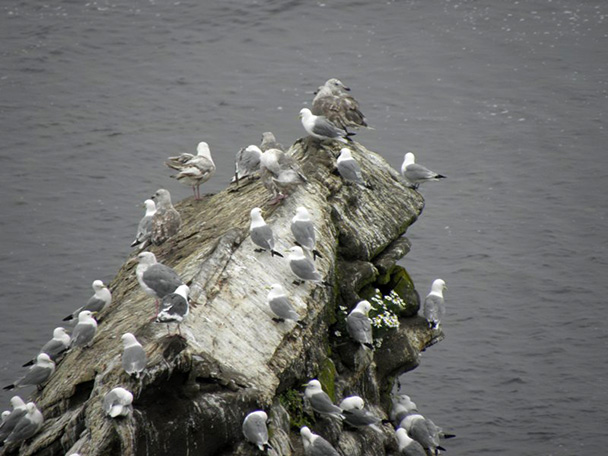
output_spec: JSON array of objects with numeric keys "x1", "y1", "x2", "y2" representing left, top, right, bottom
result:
[
  {"x1": 279, "y1": 389, "x2": 311, "y2": 429},
  {"x1": 317, "y1": 358, "x2": 337, "y2": 402}
]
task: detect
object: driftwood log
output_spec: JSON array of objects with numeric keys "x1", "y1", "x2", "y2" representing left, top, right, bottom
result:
[{"x1": 4, "y1": 137, "x2": 442, "y2": 456}]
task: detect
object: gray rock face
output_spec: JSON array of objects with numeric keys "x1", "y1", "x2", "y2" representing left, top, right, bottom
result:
[{"x1": 6, "y1": 139, "x2": 440, "y2": 456}]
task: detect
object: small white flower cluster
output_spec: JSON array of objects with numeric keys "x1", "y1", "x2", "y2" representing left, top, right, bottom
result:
[
  {"x1": 371, "y1": 311, "x2": 400, "y2": 330},
  {"x1": 369, "y1": 289, "x2": 401, "y2": 330}
]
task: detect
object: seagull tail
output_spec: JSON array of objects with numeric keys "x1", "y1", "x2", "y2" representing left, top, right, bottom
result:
[
  {"x1": 22, "y1": 359, "x2": 34, "y2": 367},
  {"x1": 363, "y1": 342, "x2": 375, "y2": 350},
  {"x1": 2, "y1": 384, "x2": 14, "y2": 391},
  {"x1": 271, "y1": 250, "x2": 284, "y2": 258},
  {"x1": 312, "y1": 249, "x2": 324, "y2": 260},
  {"x1": 62, "y1": 313, "x2": 74, "y2": 322},
  {"x1": 436, "y1": 174, "x2": 447, "y2": 179},
  {"x1": 437, "y1": 445, "x2": 447, "y2": 452},
  {"x1": 441, "y1": 433, "x2": 457, "y2": 439},
  {"x1": 130, "y1": 238, "x2": 140, "y2": 247}
]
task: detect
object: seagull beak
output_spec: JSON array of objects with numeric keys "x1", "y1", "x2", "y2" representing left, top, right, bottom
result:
[{"x1": 343, "y1": 86, "x2": 351, "y2": 91}]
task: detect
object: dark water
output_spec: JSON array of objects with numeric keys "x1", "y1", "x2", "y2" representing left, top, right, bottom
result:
[{"x1": 1, "y1": 0, "x2": 606, "y2": 454}]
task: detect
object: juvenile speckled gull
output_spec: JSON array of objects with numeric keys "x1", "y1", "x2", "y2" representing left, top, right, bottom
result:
[
  {"x1": 63, "y1": 280, "x2": 112, "y2": 322},
  {"x1": 0, "y1": 397, "x2": 27, "y2": 441},
  {"x1": 312, "y1": 78, "x2": 368, "y2": 130},
  {"x1": 3, "y1": 353, "x2": 55, "y2": 391},
  {"x1": 2, "y1": 402, "x2": 43, "y2": 446},
  {"x1": 267, "y1": 283, "x2": 302, "y2": 324},
  {"x1": 22, "y1": 327, "x2": 70, "y2": 367},
  {"x1": 336, "y1": 148, "x2": 371, "y2": 189},
  {"x1": 103, "y1": 387, "x2": 134, "y2": 418},
  {"x1": 422, "y1": 279, "x2": 447, "y2": 329},
  {"x1": 166, "y1": 141, "x2": 216, "y2": 200},
  {"x1": 260, "y1": 131, "x2": 285, "y2": 152},
  {"x1": 395, "y1": 427, "x2": 427, "y2": 456},
  {"x1": 291, "y1": 207, "x2": 322, "y2": 260},
  {"x1": 287, "y1": 246, "x2": 323, "y2": 284},
  {"x1": 150, "y1": 188, "x2": 181, "y2": 245},
  {"x1": 299, "y1": 108, "x2": 353, "y2": 143},
  {"x1": 303, "y1": 380, "x2": 344, "y2": 419},
  {"x1": 69, "y1": 310, "x2": 98, "y2": 348},
  {"x1": 121, "y1": 333, "x2": 147, "y2": 379},
  {"x1": 400, "y1": 152, "x2": 446, "y2": 189},
  {"x1": 300, "y1": 426, "x2": 340, "y2": 456},
  {"x1": 249, "y1": 207, "x2": 283, "y2": 257},
  {"x1": 242, "y1": 410, "x2": 272, "y2": 452},
  {"x1": 346, "y1": 300, "x2": 374, "y2": 349},
  {"x1": 131, "y1": 199, "x2": 157, "y2": 249},
  {"x1": 136, "y1": 252, "x2": 183, "y2": 306}
]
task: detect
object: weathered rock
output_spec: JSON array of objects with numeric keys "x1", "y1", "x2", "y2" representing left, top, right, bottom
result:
[{"x1": 3, "y1": 138, "x2": 441, "y2": 456}]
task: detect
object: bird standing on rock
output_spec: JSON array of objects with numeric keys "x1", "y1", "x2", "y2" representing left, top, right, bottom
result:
[
  {"x1": 249, "y1": 208, "x2": 283, "y2": 257},
  {"x1": 166, "y1": 141, "x2": 216, "y2": 200},
  {"x1": 400, "y1": 152, "x2": 446, "y2": 189},
  {"x1": 291, "y1": 206, "x2": 323, "y2": 260},
  {"x1": 136, "y1": 251, "x2": 184, "y2": 313},
  {"x1": 63, "y1": 279, "x2": 111, "y2": 322},
  {"x1": 69, "y1": 311, "x2": 98, "y2": 349},
  {"x1": 131, "y1": 199, "x2": 157, "y2": 249},
  {"x1": 423, "y1": 279, "x2": 447, "y2": 329},
  {"x1": 3, "y1": 354, "x2": 55, "y2": 391},
  {"x1": 121, "y1": 333, "x2": 147, "y2": 379},
  {"x1": 299, "y1": 108, "x2": 354, "y2": 144},
  {"x1": 312, "y1": 78, "x2": 368, "y2": 130},
  {"x1": 346, "y1": 300, "x2": 374, "y2": 349},
  {"x1": 150, "y1": 188, "x2": 181, "y2": 245},
  {"x1": 242, "y1": 410, "x2": 272, "y2": 452}
]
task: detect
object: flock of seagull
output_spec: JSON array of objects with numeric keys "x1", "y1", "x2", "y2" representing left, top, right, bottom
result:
[{"x1": 0, "y1": 78, "x2": 449, "y2": 455}]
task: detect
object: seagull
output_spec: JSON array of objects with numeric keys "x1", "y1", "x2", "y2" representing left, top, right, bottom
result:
[
  {"x1": 303, "y1": 379, "x2": 344, "y2": 420},
  {"x1": 400, "y1": 152, "x2": 446, "y2": 189},
  {"x1": 291, "y1": 207, "x2": 323, "y2": 260},
  {"x1": 121, "y1": 333, "x2": 147, "y2": 379},
  {"x1": 69, "y1": 311, "x2": 98, "y2": 348},
  {"x1": 103, "y1": 387, "x2": 134, "y2": 418},
  {"x1": 63, "y1": 280, "x2": 112, "y2": 322},
  {"x1": 267, "y1": 283, "x2": 303, "y2": 325},
  {"x1": 312, "y1": 78, "x2": 368, "y2": 130},
  {"x1": 299, "y1": 108, "x2": 354, "y2": 143},
  {"x1": 0, "y1": 397, "x2": 27, "y2": 442},
  {"x1": 287, "y1": 246, "x2": 326, "y2": 285},
  {"x1": 340, "y1": 395, "x2": 384, "y2": 433},
  {"x1": 131, "y1": 199, "x2": 157, "y2": 249},
  {"x1": 242, "y1": 410, "x2": 272, "y2": 452},
  {"x1": 4, "y1": 354, "x2": 55, "y2": 391},
  {"x1": 233, "y1": 145, "x2": 262, "y2": 188},
  {"x1": 156, "y1": 284, "x2": 190, "y2": 334},
  {"x1": 423, "y1": 279, "x2": 447, "y2": 329},
  {"x1": 166, "y1": 141, "x2": 216, "y2": 200},
  {"x1": 1, "y1": 402, "x2": 43, "y2": 447},
  {"x1": 22, "y1": 327, "x2": 70, "y2": 366},
  {"x1": 260, "y1": 131, "x2": 285, "y2": 152},
  {"x1": 346, "y1": 300, "x2": 374, "y2": 349},
  {"x1": 150, "y1": 188, "x2": 181, "y2": 245},
  {"x1": 400, "y1": 413, "x2": 446, "y2": 456},
  {"x1": 336, "y1": 148, "x2": 371, "y2": 189},
  {"x1": 249, "y1": 208, "x2": 283, "y2": 257},
  {"x1": 300, "y1": 426, "x2": 340, "y2": 456},
  {"x1": 390, "y1": 394, "x2": 419, "y2": 425},
  {"x1": 136, "y1": 252, "x2": 183, "y2": 312},
  {"x1": 395, "y1": 427, "x2": 427, "y2": 456},
  {"x1": 260, "y1": 148, "x2": 307, "y2": 204}
]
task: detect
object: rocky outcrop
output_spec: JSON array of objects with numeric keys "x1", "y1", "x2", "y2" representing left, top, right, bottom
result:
[{"x1": 3, "y1": 137, "x2": 442, "y2": 456}]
